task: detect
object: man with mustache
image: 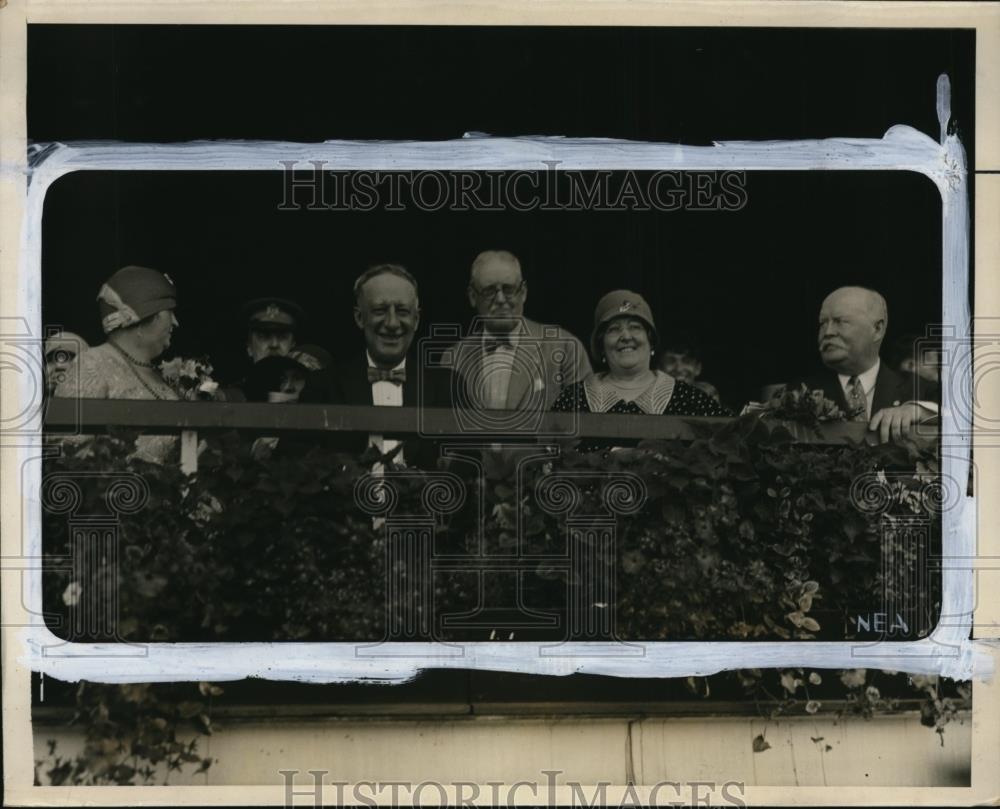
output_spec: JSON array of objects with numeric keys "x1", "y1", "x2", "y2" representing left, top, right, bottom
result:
[
  {"x1": 244, "y1": 297, "x2": 303, "y2": 363},
  {"x1": 300, "y1": 263, "x2": 452, "y2": 470},
  {"x1": 221, "y1": 297, "x2": 306, "y2": 402},
  {"x1": 787, "y1": 286, "x2": 938, "y2": 444}
]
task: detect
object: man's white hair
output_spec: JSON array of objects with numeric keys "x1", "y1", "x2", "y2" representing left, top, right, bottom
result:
[{"x1": 825, "y1": 285, "x2": 888, "y2": 326}]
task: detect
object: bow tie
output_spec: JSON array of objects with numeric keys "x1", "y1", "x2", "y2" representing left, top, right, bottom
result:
[
  {"x1": 484, "y1": 336, "x2": 514, "y2": 353},
  {"x1": 367, "y1": 366, "x2": 406, "y2": 384}
]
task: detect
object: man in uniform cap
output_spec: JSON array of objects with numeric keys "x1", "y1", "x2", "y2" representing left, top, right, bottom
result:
[
  {"x1": 222, "y1": 297, "x2": 306, "y2": 402},
  {"x1": 243, "y1": 297, "x2": 305, "y2": 364}
]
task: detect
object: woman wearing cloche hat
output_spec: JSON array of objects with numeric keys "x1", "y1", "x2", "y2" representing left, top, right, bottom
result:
[
  {"x1": 551, "y1": 290, "x2": 730, "y2": 447},
  {"x1": 54, "y1": 265, "x2": 182, "y2": 464}
]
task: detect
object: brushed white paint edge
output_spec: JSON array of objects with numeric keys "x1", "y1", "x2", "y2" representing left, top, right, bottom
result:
[{"x1": 13, "y1": 128, "x2": 985, "y2": 683}]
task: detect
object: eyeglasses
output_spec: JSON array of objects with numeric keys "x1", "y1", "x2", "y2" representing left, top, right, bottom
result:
[{"x1": 471, "y1": 281, "x2": 525, "y2": 302}]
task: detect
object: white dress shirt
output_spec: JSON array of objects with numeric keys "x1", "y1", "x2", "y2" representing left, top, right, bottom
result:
[
  {"x1": 367, "y1": 352, "x2": 405, "y2": 469},
  {"x1": 837, "y1": 359, "x2": 880, "y2": 420},
  {"x1": 837, "y1": 357, "x2": 938, "y2": 419},
  {"x1": 480, "y1": 329, "x2": 520, "y2": 410}
]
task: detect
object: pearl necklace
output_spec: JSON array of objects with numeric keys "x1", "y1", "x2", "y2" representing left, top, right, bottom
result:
[
  {"x1": 111, "y1": 342, "x2": 155, "y2": 368},
  {"x1": 111, "y1": 343, "x2": 168, "y2": 401}
]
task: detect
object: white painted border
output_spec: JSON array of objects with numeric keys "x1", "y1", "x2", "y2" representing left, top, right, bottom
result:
[{"x1": 17, "y1": 126, "x2": 986, "y2": 683}]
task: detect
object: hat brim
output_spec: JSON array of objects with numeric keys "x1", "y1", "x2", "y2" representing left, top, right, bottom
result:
[
  {"x1": 248, "y1": 320, "x2": 297, "y2": 334},
  {"x1": 591, "y1": 313, "x2": 659, "y2": 360},
  {"x1": 242, "y1": 297, "x2": 307, "y2": 327}
]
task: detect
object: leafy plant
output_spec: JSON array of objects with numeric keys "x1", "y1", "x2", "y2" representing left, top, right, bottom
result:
[
  {"x1": 36, "y1": 681, "x2": 217, "y2": 785},
  {"x1": 37, "y1": 416, "x2": 963, "y2": 783}
]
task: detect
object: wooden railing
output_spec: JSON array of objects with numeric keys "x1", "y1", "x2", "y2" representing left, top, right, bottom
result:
[
  {"x1": 44, "y1": 399, "x2": 882, "y2": 440},
  {"x1": 42, "y1": 399, "x2": 889, "y2": 473}
]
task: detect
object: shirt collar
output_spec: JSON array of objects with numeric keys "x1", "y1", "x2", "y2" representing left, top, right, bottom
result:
[
  {"x1": 838, "y1": 357, "x2": 880, "y2": 394},
  {"x1": 481, "y1": 329, "x2": 522, "y2": 349},
  {"x1": 482, "y1": 319, "x2": 527, "y2": 341},
  {"x1": 366, "y1": 352, "x2": 406, "y2": 372}
]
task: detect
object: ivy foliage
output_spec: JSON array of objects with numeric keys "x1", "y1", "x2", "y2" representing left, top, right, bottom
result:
[
  {"x1": 43, "y1": 415, "x2": 939, "y2": 644},
  {"x1": 36, "y1": 414, "x2": 963, "y2": 785}
]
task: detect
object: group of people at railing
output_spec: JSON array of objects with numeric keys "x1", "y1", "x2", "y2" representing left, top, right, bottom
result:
[{"x1": 47, "y1": 251, "x2": 940, "y2": 466}]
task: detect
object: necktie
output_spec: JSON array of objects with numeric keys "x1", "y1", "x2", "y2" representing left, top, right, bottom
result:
[
  {"x1": 484, "y1": 336, "x2": 513, "y2": 353},
  {"x1": 367, "y1": 366, "x2": 406, "y2": 384},
  {"x1": 847, "y1": 376, "x2": 868, "y2": 421}
]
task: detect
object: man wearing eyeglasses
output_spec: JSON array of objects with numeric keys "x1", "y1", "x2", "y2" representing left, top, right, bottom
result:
[
  {"x1": 300, "y1": 263, "x2": 452, "y2": 470},
  {"x1": 455, "y1": 249, "x2": 591, "y2": 418}
]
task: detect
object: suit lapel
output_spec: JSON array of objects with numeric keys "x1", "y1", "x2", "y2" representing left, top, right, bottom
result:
[
  {"x1": 871, "y1": 363, "x2": 907, "y2": 412},
  {"x1": 817, "y1": 372, "x2": 849, "y2": 413},
  {"x1": 455, "y1": 338, "x2": 485, "y2": 408},
  {"x1": 504, "y1": 319, "x2": 539, "y2": 410},
  {"x1": 341, "y1": 353, "x2": 374, "y2": 405},
  {"x1": 402, "y1": 353, "x2": 418, "y2": 407},
  {"x1": 504, "y1": 343, "x2": 533, "y2": 409}
]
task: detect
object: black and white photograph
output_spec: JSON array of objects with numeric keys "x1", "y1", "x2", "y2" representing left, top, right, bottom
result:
[{"x1": 1, "y1": 6, "x2": 997, "y2": 806}]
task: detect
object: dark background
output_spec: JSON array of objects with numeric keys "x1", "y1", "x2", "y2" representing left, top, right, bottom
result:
[{"x1": 29, "y1": 25, "x2": 973, "y2": 405}]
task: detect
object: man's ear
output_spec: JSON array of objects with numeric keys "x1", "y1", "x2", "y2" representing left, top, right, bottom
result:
[
  {"x1": 872, "y1": 317, "x2": 887, "y2": 341},
  {"x1": 353, "y1": 307, "x2": 364, "y2": 330},
  {"x1": 246, "y1": 337, "x2": 253, "y2": 360},
  {"x1": 521, "y1": 281, "x2": 528, "y2": 307},
  {"x1": 466, "y1": 285, "x2": 477, "y2": 309},
  {"x1": 900, "y1": 357, "x2": 916, "y2": 373},
  {"x1": 413, "y1": 306, "x2": 421, "y2": 331}
]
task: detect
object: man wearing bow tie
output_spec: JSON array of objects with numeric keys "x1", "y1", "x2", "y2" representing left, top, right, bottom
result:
[
  {"x1": 445, "y1": 250, "x2": 591, "y2": 480},
  {"x1": 301, "y1": 264, "x2": 452, "y2": 469},
  {"x1": 453, "y1": 250, "x2": 592, "y2": 417}
]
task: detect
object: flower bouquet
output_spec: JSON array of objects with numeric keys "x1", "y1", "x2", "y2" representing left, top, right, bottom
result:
[
  {"x1": 159, "y1": 357, "x2": 220, "y2": 401},
  {"x1": 762, "y1": 384, "x2": 846, "y2": 426}
]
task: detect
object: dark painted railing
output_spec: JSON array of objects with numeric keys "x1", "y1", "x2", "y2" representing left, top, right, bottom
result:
[
  {"x1": 44, "y1": 399, "x2": 878, "y2": 441},
  {"x1": 43, "y1": 398, "x2": 898, "y2": 473}
]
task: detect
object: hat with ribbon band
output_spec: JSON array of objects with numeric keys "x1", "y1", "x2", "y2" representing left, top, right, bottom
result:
[{"x1": 97, "y1": 265, "x2": 176, "y2": 334}]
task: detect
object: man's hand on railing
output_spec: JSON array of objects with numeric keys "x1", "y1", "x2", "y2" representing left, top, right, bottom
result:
[{"x1": 868, "y1": 402, "x2": 939, "y2": 445}]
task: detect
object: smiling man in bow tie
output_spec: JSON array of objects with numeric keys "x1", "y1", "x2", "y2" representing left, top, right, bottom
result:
[{"x1": 300, "y1": 263, "x2": 451, "y2": 469}]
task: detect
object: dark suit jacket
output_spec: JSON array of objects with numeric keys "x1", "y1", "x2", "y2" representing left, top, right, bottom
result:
[
  {"x1": 299, "y1": 352, "x2": 453, "y2": 470},
  {"x1": 788, "y1": 362, "x2": 939, "y2": 416}
]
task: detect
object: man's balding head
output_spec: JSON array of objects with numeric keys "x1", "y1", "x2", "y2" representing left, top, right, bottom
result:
[
  {"x1": 470, "y1": 250, "x2": 521, "y2": 285},
  {"x1": 467, "y1": 250, "x2": 527, "y2": 333},
  {"x1": 817, "y1": 286, "x2": 888, "y2": 375}
]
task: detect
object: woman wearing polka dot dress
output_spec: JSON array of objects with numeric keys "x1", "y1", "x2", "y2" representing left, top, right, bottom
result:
[{"x1": 551, "y1": 290, "x2": 730, "y2": 450}]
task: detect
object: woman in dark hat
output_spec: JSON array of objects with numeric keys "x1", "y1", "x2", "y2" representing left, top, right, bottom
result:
[
  {"x1": 54, "y1": 265, "x2": 181, "y2": 463},
  {"x1": 242, "y1": 355, "x2": 309, "y2": 403},
  {"x1": 551, "y1": 291, "x2": 729, "y2": 445}
]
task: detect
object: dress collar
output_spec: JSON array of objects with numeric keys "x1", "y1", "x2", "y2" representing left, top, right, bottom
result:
[{"x1": 583, "y1": 370, "x2": 676, "y2": 414}]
